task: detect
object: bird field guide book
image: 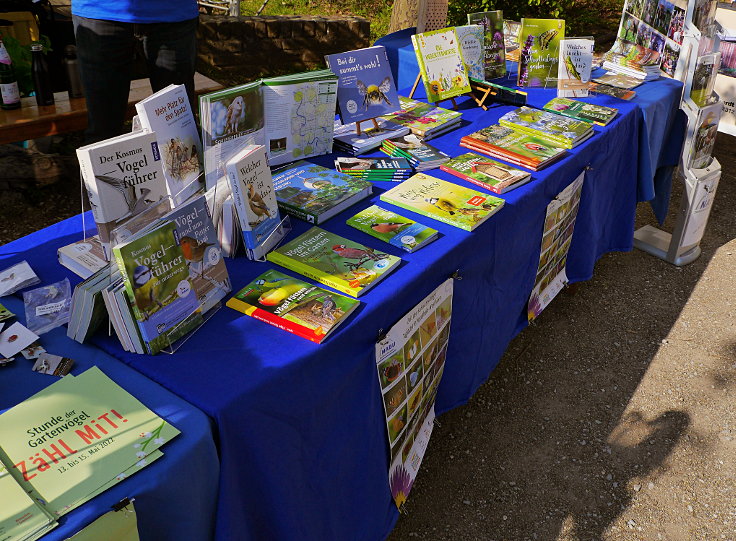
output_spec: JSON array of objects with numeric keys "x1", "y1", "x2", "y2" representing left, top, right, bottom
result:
[
  {"x1": 380, "y1": 173, "x2": 504, "y2": 231},
  {"x1": 378, "y1": 96, "x2": 462, "y2": 140},
  {"x1": 375, "y1": 278, "x2": 453, "y2": 509},
  {"x1": 543, "y1": 97, "x2": 619, "y2": 126},
  {"x1": 266, "y1": 226, "x2": 401, "y2": 297},
  {"x1": 324, "y1": 45, "x2": 399, "y2": 125},
  {"x1": 518, "y1": 19, "x2": 565, "y2": 87},
  {"x1": 440, "y1": 152, "x2": 531, "y2": 194},
  {"x1": 499, "y1": 106, "x2": 594, "y2": 148},
  {"x1": 347, "y1": 204, "x2": 438, "y2": 252},
  {"x1": 226, "y1": 269, "x2": 359, "y2": 343},
  {"x1": 557, "y1": 37, "x2": 594, "y2": 97},
  {"x1": 587, "y1": 83, "x2": 636, "y2": 100},
  {"x1": 0, "y1": 366, "x2": 179, "y2": 518},
  {"x1": 225, "y1": 144, "x2": 286, "y2": 260},
  {"x1": 455, "y1": 24, "x2": 485, "y2": 81},
  {"x1": 380, "y1": 134, "x2": 451, "y2": 171},
  {"x1": 76, "y1": 130, "x2": 168, "y2": 259},
  {"x1": 135, "y1": 84, "x2": 203, "y2": 204},
  {"x1": 460, "y1": 125, "x2": 567, "y2": 170},
  {"x1": 411, "y1": 28, "x2": 472, "y2": 103},
  {"x1": 467, "y1": 11, "x2": 507, "y2": 80},
  {"x1": 112, "y1": 220, "x2": 203, "y2": 354},
  {"x1": 57, "y1": 234, "x2": 108, "y2": 279},
  {"x1": 334, "y1": 156, "x2": 413, "y2": 182},
  {"x1": 271, "y1": 161, "x2": 372, "y2": 224}
]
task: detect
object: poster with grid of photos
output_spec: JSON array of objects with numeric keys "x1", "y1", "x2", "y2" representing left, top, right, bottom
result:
[
  {"x1": 528, "y1": 171, "x2": 585, "y2": 321},
  {"x1": 375, "y1": 278, "x2": 453, "y2": 509}
]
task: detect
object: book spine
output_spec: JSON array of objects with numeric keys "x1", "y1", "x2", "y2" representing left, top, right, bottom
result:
[
  {"x1": 498, "y1": 119, "x2": 571, "y2": 149},
  {"x1": 267, "y1": 252, "x2": 359, "y2": 297},
  {"x1": 226, "y1": 297, "x2": 321, "y2": 343},
  {"x1": 276, "y1": 202, "x2": 320, "y2": 225},
  {"x1": 439, "y1": 165, "x2": 503, "y2": 194},
  {"x1": 459, "y1": 140, "x2": 540, "y2": 169}
]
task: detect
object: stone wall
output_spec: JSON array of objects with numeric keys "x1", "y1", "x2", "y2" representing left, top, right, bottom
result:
[{"x1": 197, "y1": 14, "x2": 371, "y2": 84}]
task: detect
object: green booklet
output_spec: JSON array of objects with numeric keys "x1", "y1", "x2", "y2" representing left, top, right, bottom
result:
[
  {"x1": 0, "y1": 367, "x2": 179, "y2": 518},
  {"x1": 543, "y1": 97, "x2": 618, "y2": 126},
  {"x1": 267, "y1": 227, "x2": 402, "y2": 297},
  {"x1": 467, "y1": 11, "x2": 506, "y2": 80},
  {"x1": 347, "y1": 205, "x2": 438, "y2": 252},
  {"x1": 0, "y1": 461, "x2": 57, "y2": 541},
  {"x1": 411, "y1": 28, "x2": 471, "y2": 102},
  {"x1": 380, "y1": 173, "x2": 504, "y2": 231},
  {"x1": 499, "y1": 106, "x2": 593, "y2": 148},
  {"x1": 518, "y1": 18, "x2": 565, "y2": 88},
  {"x1": 440, "y1": 152, "x2": 531, "y2": 194}
]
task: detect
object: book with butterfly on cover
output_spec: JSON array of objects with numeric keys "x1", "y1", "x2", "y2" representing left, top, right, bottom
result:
[
  {"x1": 411, "y1": 28, "x2": 472, "y2": 102},
  {"x1": 379, "y1": 96, "x2": 463, "y2": 139},
  {"x1": 557, "y1": 37, "x2": 594, "y2": 98},
  {"x1": 440, "y1": 152, "x2": 531, "y2": 194},
  {"x1": 499, "y1": 106, "x2": 594, "y2": 149},
  {"x1": 467, "y1": 11, "x2": 506, "y2": 80},
  {"x1": 543, "y1": 97, "x2": 618, "y2": 126},
  {"x1": 517, "y1": 19, "x2": 565, "y2": 88},
  {"x1": 325, "y1": 45, "x2": 399, "y2": 125}
]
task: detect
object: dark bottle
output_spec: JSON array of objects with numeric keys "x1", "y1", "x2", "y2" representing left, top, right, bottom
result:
[
  {"x1": 31, "y1": 43, "x2": 54, "y2": 106},
  {"x1": 64, "y1": 45, "x2": 84, "y2": 99},
  {"x1": 0, "y1": 37, "x2": 21, "y2": 110}
]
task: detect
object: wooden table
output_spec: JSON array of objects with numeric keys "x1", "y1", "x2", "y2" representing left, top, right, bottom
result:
[{"x1": 0, "y1": 72, "x2": 222, "y2": 144}]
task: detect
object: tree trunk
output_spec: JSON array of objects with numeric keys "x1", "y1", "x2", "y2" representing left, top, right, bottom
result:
[{"x1": 388, "y1": 0, "x2": 420, "y2": 33}]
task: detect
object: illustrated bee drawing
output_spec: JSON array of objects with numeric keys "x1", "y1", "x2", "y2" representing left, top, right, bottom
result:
[{"x1": 356, "y1": 77, "x2": 393, "y2": 110}]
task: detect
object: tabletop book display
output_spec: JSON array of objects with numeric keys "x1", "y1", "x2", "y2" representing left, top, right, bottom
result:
[
  {"x1": 460, "y1": 124, "x2": 567, "y2": 170},
  {"x1": 411, "y1": 28, "x2": 472, "y2": 103},
  {"x1": 517, "y1": 18, "x2": 565, "y2": 88}
]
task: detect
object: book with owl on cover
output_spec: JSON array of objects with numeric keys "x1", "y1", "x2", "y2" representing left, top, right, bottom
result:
[{"x1": 517, "y1": 19, "x2": 565, "y2": 88}]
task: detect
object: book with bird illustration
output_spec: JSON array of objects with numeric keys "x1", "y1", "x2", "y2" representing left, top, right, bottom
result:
[
  {"x1": 517, "y1": 19, "x2": 565, "y2": 88},
  {"x1": 112, "y1": 221, "x2": 203, "y2": 354},
  {"x1": 460, "y1": 124, "x2": 567, "y2": 170},
  {"x1": 226, "y1": 269, "x2": 359, "y2": 343},
  {"x1": 266, "y1": 227, "x2": 401, "y2": 297},
  {"x1": 380, "y1": 173, "x2": 504, "y2": 231},
  {"x1": 440, "y1": 152, "x2": 531, "y2": 194},
  {"x1": 557, "y1": 37, "x2": 594, "y2": 98},
  {"x1": 325, "y1": 45, "x2": 400, "y2": 125},
  {"x1": 271, "y1": 161, "x2": 372, "y2": 224},
  {"x1": 467, "y1": 11, "x2": 506, "y2": 80},
  {"x1": 347, "y1": 205, "x2": 438, "y2": 252},
  {"x1": 499, "y1": 106, "x2": 594, "y2": 149},
  {"x1": 76, "y1": 130, "x2": 169, "y2": 259},
  {"x1": 543, "y1": 97, "x2": 619, "y2": 126},
  {"x1": 225, "y1": 144, "x2": 286, "y2": 260},
  {"x1": 411, "y1": 28, "x2": 472, "y2": 103}
]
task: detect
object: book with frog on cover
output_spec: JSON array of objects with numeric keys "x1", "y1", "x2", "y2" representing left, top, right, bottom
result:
[
  {"x1": 518, "y1": 19, "x2": 565, "y2": 88},
  {"x1": 411, "y1": 28, "x2": 471, "y2": 102},
  {"x1": 347, "y1": 204, "x2": 438, "y2": 252}
]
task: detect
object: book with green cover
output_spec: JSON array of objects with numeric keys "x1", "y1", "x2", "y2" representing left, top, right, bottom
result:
[
  {"x1": 226, "y1": 269, "x2": 359, "y2": 343},
  {"x1": 467, "y1": 11, "x2": 506, "y2": 80},
  {"x1": 518, "y1": 18, "x2": 565, "y2": 88},
  {"x1": 347, "y1": 204, "x2": 438, "y2": 252},
  {"x1": 455, "y1": 24, "x2": 485, "y2": 81},
  {"x1": 499, "y1": 106, "x2": 593, "y2": 148},
  {"x1": 459, "y1": 125, "x2": 567, "y2": 170},
  {"x1": 379, "y1": 96, "x2": 462, "y2": 139},
  {"x1": 411, "y1": 28, "x2": 471, "y2": 102},
  {"x1": 0, "y1": 461, "x2": 57, "y2": 540},
  {"x1": 267, "y1": 227, "x2": 401, "y2": 297},
  {"x1": 588, "y1": 83, "x2": 636, "y2": 100},
  {"x1": 440, "y1": 152, "x2": 531, "y2": 194},
  {"x1": 543, "y1": 97, "x2": 618, "y2": 126},
  {"x1": 380, "y1": 173, "x2": 504, "y2": 231}
]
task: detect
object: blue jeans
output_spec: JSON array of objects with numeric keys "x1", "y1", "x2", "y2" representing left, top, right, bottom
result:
[{"x1": 73, "y1": 15, "x2": 198, "y2": 143}]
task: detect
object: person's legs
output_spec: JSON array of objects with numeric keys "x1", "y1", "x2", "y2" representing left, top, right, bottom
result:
[{"x1": 73, "y1": 16, "x2": 136, "y2": 143}]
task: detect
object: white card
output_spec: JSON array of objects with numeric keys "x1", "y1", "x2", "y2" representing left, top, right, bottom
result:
[
  {"x1": 0, "y1": 321, "x2": 40, "y2": 358},
  {"x1": 0, "y1": 261, "x2": 40, "y2": 296}
]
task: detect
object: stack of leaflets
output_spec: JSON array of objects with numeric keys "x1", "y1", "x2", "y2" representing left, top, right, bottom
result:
[
  {"x1": 57, "y1": 235, "x2": 108, "y2": 279},
  {"x1": 266, "y1": 226, "x2": 401, "y2": 297},
  {"x1": 601, "y1": 41, "x2": 661, "y2": 81},
  {"x1": 380, "y1": 134, "x2": 450, "y2": 171},
  {"x1": 272, "y1": 161, "x2": 372, "y2": 224},
  {"x1": 226, "y1": 269, "x2": 359, "y2": 343},
  {"x1": 347, "y1": 204, "x2": 438, "y2": 252},
  {"x1": 460, "y1": 125, "x2": 567, "y2": 171},
  {"x1": 378, "y1": 96, "x2": 462, "y2": 140},
  {"x1": 587, "y1": 83, "x2": 637, "y2": 100},
  {"x1": 0, "y1": 367, "x2": 179, "y2": 527},
  {"x1": 440, "y1": 152, "x2": 531, "y2": 194},
  {"x1": 332, "y1": 118, "x2": 410, "y2": 155},
  {"x1": 543, "y1": 97, "x2": 618, "y2": 126},
  {"x1": 334, "y1": 156, "x2": 413, "y2": 182},
  {"x1": 499, "y1": 106, "x2": 594, "y2": 148},
  {"x1": 591, "y1": 72, "x2": 643, "y2": 89},
  {"x1": 380, "y1": 173, "x2": 504, "y2": 231}
]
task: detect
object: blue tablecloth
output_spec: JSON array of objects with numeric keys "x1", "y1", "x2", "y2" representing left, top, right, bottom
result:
[
  {"x1": 0, "y1": 290, "x2": 219, "y2": 540},
  {"x1": 0, "y1": 77, "x2": 669, "y2": 540}
]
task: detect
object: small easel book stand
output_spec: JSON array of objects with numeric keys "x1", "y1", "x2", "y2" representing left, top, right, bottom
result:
[
  {"x1": 408, "y1": 73, "x2": 459, "y2": 109},
  {"x1": 355, "y1": 117, "x2": 380, "y2": 136}
]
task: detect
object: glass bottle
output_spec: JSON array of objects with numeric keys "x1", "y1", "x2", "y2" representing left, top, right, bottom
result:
[
  {"x1": 31, "y1": 43, "x2": 54, "y2": 106},
  {"x1": 64, "y1": 45, "x2": 83, "y2": 99},
  {"x1": 0, "y1": 37, "x2": 21, "y2": 110}
]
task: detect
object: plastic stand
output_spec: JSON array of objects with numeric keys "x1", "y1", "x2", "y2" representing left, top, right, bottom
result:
[
  {"x1": 355, "y1": 117, "x2": 380, "y2": 136},
  {"x1": 249, "y1": 215, "x2": 292, "y2": 262},
  {"x1": 161, "y1": 302, "x2": 222, "y2": 355}
]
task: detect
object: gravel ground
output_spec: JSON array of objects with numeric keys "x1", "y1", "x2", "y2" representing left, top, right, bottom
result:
[{"x1": 1, "y1": 134, "x2": 733, "y2": 541}]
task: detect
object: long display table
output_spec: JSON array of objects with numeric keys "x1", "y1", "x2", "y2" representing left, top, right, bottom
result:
[{"x1": 0, "y1": 73, "x2": 683, "y2": 541}]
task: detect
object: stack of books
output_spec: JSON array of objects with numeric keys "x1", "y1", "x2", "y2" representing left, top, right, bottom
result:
[
  {"x1": 380, "y1": 134, "x2": 450, "y2": 171},
  {"x1": 460, "y1": 125, "x2": 567, "y2": 171},
  {"x1": 379, "y1": 97, "x2": 463, "y2": 140},
  {"x1": 440, "y1": 152, "x2": 532, "y2": 194},
  {"x1": 498, "y1": 106, "x2": 595, "y2": 149},
  {"x1": 602, "y1": 43, "x2": 661, "y2": 81},
  {"x1": 334, "y1": 156, "x2": 413, "y2": 182},
  {"x1": 333, "y1": 118, "x2": 410, "y2": 155}
]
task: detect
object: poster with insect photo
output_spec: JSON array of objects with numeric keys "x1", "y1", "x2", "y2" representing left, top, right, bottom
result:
[
  {"x1": 375, "y1": 278, "x2": 453, "y2": 509},
  {"x1": 528, "y1": 171, "x2": 584, "y2": 321}
]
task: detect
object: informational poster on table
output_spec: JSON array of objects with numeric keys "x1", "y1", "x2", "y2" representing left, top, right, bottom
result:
[
  {"x1": 528, "y1": 171, "x2": 585, "y2": 321},
  {"x1": 375, "y1": 278, "x2": 453, "y2": 509}
]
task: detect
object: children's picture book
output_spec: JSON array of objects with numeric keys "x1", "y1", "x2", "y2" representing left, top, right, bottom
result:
[
  {"x1": 518, "y1": 18, "x2": 565, "y2": 87},
  {"x1": 135, "y1": 84, "x2": 203, "y2": 204},
  {"x1": 588, "y1": 82, "x2": 637, "y2": 100},
  {"x1": 557, "y1": 37, "x2": 594, "y2": 97},
  {"x1": 467, "y1": 11, "x2": 507, "y2": 80},
  {"x1": 76, "y1": 130, "x2": 168, "y2": 258},
  {"x1": 455, "y1": 24, "x2": 485, "y2": 81},
  {"x1": 528, "y1": 170, "x2": 584, "y2": 321},
  {"x1": 271, "y1": 161, "x2": 372, "y2": 224},
  {"x1": 226, "y1": 269, "x2": 359, "y2": 343},
  {"x1": 543, "y1": 97, "x2": 619, "y2": 126},
  {"x1": 380, "y1": 173, "x2": 504, "y2": 231},
  {"x1": 266, "y1": 226, "x2": 401, "y2": 297},
  {"x1": 225, "y1": 144, "x2": 286, "y2": 260},
  {"x1": 347, "y1": 205, "x2": 438, "y2": 252},
  {"x1": 375, "y1": 278, "x2": 453, "y2": 509},
  {"x1": 690, "y1": 52, "x2": 721, "y2": 107},
  {"x1": 411, "y1": 28, "x2": 472, "y2": 102},
  {"x1": 325, "y1": 45, "x2": 399, "y2": 124},
  {"x1": 591, "y1": 72, "x2": 643, "y2": 88},
  {"x1": 460, "y1": 124, "x2": 567, "y2": 170},
  {"x1": 499, "y1": 106, "x2": 594, "y2": 148},
  {"x1": 378, "y1": 96, "x2": 462, "y2": 139},
  {"x1": 440, "y1": 152, "x2": 531, "y2": 193}
]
